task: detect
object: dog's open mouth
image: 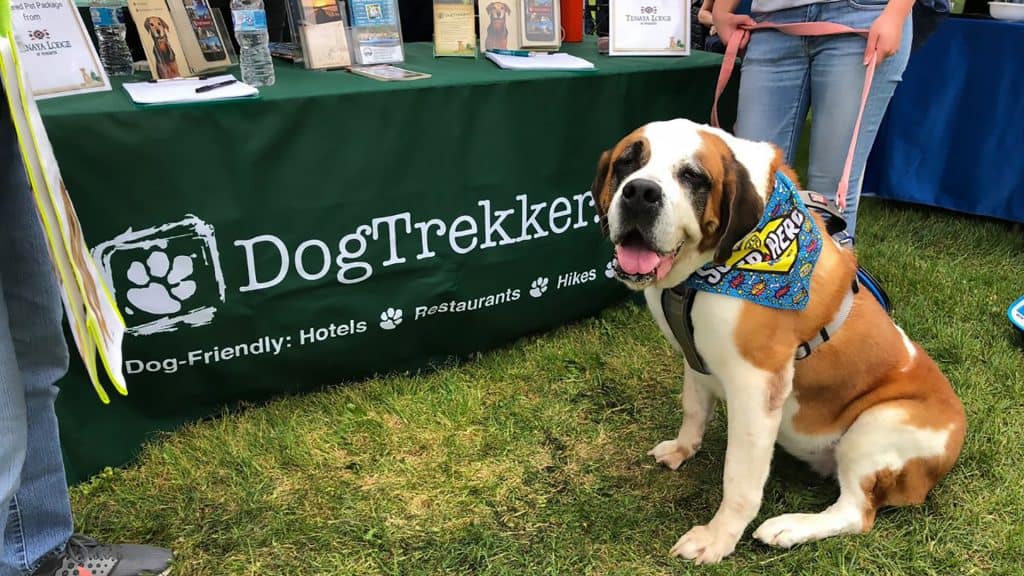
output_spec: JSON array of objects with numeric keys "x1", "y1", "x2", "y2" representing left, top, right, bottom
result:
[{"x1": 612, "y1": 230, "x2": 679, "y2": 284}]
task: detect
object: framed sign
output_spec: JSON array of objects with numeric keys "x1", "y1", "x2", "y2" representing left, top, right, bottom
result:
[
  {"x1": 433, "y1": 0, "x2": 477, "y2": 57},
  {"x1": 9, "y1": 0, "x2": 111, "y2": 98},
  {"x1": 609, "y1": 0, "x2": 689, "y2": 56}
]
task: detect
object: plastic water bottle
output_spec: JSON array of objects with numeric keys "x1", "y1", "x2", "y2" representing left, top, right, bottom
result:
[
  {"x1": 89, "y1": 0, "x2": 134, "y2": 76},
  {"x1": 230, "y1": 0, "x2": 275, "y2": 87}
]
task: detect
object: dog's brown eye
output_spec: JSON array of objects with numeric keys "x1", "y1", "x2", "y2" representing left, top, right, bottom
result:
[
  {"x1": 678, "y1": 166, "x2": 707, "y2": 184},
  {"x1": 612, "y1": 142, "x2": 644, "y2": 179}
]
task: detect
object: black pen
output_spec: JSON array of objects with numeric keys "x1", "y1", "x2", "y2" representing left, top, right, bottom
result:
[{"x1": 195, "y1": 79, "x2": 237, "y2": 93}]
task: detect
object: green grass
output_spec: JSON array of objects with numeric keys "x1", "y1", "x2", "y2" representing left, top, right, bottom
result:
[{"x1": 70, "y1": 199, "x2": 1024, "y2": 575}]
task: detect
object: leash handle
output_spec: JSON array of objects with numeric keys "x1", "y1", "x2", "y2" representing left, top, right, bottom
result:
[{"x1": 711, "y1": 22, "x2": 876, "y2": 211}]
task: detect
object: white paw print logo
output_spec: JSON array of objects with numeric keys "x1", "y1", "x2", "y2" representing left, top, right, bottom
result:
[
  {"x1": 529, "y1": 276, "x2": 549, "y2": 298},
  {"x1": 605, "y1": 261, "x2": 616, "y2": 279},
  {"x1": 379, "y1": 308, "x2": 403, "y2": 330},
  {"x1": 125, "y1": 251, "x2": 196, "y2": 316}
]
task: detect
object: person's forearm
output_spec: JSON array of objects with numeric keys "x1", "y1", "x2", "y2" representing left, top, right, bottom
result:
[
  {"x1": 699, "y1": 0, "x2": 716, "y2": 26},
  {"x1": 883, "y1": 0, "x2": 915, "y2": 20},
  {"x1": 712, "y1": 0, "x2": 741, "y2": 19}
]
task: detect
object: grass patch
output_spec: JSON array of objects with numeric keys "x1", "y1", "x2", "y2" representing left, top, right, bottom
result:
[{"x1": 70, "y1": 199, "x2": 1024, "y2": 575}]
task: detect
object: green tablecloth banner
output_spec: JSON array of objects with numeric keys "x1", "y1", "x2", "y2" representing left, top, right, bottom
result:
[{"x1": 38, "y1": 39, "x2": 737, "y2": 483}]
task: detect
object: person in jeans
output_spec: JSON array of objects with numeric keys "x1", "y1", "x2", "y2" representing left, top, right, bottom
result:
[
  {"x1": 713, "y1": 0, "x2": 914, "y2": 239},
  {"x1": 1, "y1": 98, "x2": 173, "y2": 575}
]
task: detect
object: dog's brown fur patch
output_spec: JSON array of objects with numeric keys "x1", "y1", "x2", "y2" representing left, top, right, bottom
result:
[
  {"x1": 694, "y1": 131, "x2": 763, "y2": 263},
  {"x1": 694, "y1": 132, "x2": 731, "y2": 253},
  {"x1": 859, "y1": 452, "x2": 955, "y2": 530},
  {"x1": 592, "y1": 130, "x2": 650, "y2": 216}
]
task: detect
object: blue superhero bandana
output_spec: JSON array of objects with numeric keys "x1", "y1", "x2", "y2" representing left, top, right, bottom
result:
[{"x1": 683, "y1": 172, "x2": 823, "y2": 311}]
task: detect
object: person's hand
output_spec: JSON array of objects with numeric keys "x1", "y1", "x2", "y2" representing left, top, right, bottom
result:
[
  {"x1": 712, "y1": 12, "x2": 756, "y2": 49},
  {"x1": 864, "y1": 10, "x2": 904, "y2": 64}
]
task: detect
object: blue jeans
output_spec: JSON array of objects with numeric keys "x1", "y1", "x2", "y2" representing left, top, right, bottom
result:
[
  {"x1": 735, "y1": 0, "x2": 912, "y2": 236},
  {"x1": 0, "y1": 103, "x2": 73, "y2": 575},
  {"x1": 704, "y1": 34, "x2": 727, "y2": 54}
]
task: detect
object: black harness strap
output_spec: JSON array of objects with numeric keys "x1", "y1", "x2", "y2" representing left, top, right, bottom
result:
[
  {"x1": 798, "y1": 190, "x2": 847, "y2": 236},
  {"x1": 662, "y1": 280, "x2": 860, "y2": 376},
  {"x1": 661, "y1": 284, "x2": 711, "y2": 375}
]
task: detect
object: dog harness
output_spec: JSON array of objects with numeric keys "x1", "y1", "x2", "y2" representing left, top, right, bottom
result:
[
  {"x1": 662, "y1": 276, "x2": 861, "y2": 376},
  {"x1": 660, "y1": 176, "x2": 861, "y2": 376}
]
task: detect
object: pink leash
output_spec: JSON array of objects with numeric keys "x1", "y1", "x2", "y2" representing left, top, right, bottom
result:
[{"x1": 711, "y1": 23, "x2": 878, "y2": 211}]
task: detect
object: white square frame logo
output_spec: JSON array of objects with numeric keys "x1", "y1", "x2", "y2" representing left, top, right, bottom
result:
[{"x1": 92, "y1": 215, "x2": 227, "y2": 335}]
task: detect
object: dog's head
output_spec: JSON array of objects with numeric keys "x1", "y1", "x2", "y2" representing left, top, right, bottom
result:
[
  {"x1": 486, "y1": 2, "x2": 511, "y2": 21},
  {"x1": 592, "y1": 119, "x2": 780, "y2": 290},
  {"x1": 144, "y1": 17, "x2": 169, "y2": 40}
]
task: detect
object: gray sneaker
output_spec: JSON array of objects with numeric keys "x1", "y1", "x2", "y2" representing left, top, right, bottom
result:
[{"x1": 31, "y1": 534, "x2": 173, "y2": 576}]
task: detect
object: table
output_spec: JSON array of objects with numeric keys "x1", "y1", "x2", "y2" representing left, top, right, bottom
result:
[
  {"x1": 863, "y1": 17, "x2": 1024, "y2": 224},
  {"x1": 39, "y1": 39, "x2": 736, "y2": 484}
]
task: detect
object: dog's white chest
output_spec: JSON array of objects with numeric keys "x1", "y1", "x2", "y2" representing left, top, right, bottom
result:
[{"x1": 645, "y1": 287, "x2": 840, "y2": 474}]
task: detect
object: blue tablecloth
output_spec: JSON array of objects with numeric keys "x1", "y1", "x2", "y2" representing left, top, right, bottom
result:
[{"x1": 864, "y1": 17, "x2": 1024, "y2": 224}]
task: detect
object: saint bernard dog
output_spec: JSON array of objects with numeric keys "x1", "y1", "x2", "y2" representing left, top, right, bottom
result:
[{"x1": 591, "y1": 119, "x2": 965, "y2": 564}]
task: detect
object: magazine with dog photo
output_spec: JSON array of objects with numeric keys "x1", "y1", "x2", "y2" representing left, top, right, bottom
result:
[
  {"x1": 166, "y1": 0, "x2": 234, "y2": 74},
  {"x1": 347, "y1": 0, "x2": 404, "y2": 65},
  {"x1": 520, "y1": 0, "x2": 559, "y2": 49},
  {"x1": 478, "y1": 0, "x2": 521, "y2": 51},
  {"x1": 127, "y1": 0, "x2": 191, "y2": 79}
]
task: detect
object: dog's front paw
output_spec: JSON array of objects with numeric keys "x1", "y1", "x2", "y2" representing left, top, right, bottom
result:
[
  {"x1": 647, "y1": 439, "x2": 697, "y2": 470},
  {"x1": 669, "y1": 524, "x2": 738, "y2": 565},
  {"x1": 753, "y1": 512, "x2": 861, "y2": 548}
]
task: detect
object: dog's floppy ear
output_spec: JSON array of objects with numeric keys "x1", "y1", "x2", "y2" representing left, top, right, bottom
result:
[
  {"x1": 591, "y1": 149, "x2": 612, "y2": 236},
  {"x1": 713, "y1": 156, "x2": 762, "y2": 264}
]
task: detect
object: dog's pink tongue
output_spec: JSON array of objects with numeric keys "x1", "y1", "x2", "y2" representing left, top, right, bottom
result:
[
  {"x1": 615, "y1": 245, "x2": 662, "y2": 276},
  {"x1": 655, "y1": 255, "x2": 674, "y2": 280}
]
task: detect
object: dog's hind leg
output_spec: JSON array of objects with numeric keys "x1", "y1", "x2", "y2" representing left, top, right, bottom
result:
[
  {"x1": 648, "y1": 366, "x2": 716, "y2": 470},
  {"x1": 753, "y1": 402, "x2": 962, "y2": 548}
]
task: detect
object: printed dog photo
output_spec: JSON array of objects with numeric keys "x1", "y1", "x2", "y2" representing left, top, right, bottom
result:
[
  {"x1": 144, "y1": 16, "x2": 181, "y2": 78},
  {"x1": 484, "y1": 1, "x2": 512, "y2": 50}
]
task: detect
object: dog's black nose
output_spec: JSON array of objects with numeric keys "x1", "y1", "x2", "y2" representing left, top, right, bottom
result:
[{"x1": 621, "y1": 179, "x2": 663, "y2": 210}]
